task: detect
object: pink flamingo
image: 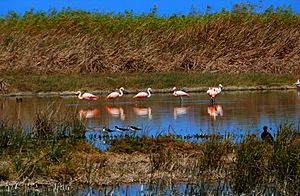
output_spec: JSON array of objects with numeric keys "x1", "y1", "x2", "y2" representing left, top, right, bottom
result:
[
  {"x1": 172, "y1": 87, "x2": 190, "y2": 102},
  {"x1": 133, "y1": 88, "x2": 152, "y2": 99},
  {"x1": 76, "y1": 91, "x2": 99, "y2": 100},
  {"x1": 207, "y1": 84, "x2": 223, "y2": 103},
  {"x1": 105, "y1": 87, "x2": 125, "y2": 102}
]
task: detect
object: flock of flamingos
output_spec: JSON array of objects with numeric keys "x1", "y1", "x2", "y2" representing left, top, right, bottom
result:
[
  {"x1": 76, "y1": 84, "x2": 224, "y2": 103},
  {"x1": 76, "y1": 79, "x2": 300, "y2": 103},
  {"x1": 75, "y1": 80, "x2": 300, "y2": 131}
]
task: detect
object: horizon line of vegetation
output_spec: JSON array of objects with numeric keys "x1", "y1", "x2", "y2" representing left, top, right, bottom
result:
[{"x1": 0, "y1": 2, "x2": 299, "y2": 33}]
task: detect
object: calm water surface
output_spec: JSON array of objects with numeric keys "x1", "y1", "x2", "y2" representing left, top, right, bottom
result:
[{"x1": 1, "y1": 90, "x2": 300, "y2": 141}]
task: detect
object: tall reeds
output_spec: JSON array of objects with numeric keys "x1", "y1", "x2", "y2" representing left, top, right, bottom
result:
[{"x1": 0, "y1": 5, "x2": 299, "y2": 74}]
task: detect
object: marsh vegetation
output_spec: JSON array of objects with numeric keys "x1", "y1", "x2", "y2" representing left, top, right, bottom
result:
[
  {"x1": 0, "y1": 108, "x2": 299, "y2": 195},
  {"x1": 0, "y1": 4, "x2": 299, "y2": 79}
]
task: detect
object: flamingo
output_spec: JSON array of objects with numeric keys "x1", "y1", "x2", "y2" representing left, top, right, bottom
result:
[
  {"x1": 105, "y1": 87, "x2": 125, "y2": 102},
  {"x1": 133, "y1": 88, "x2": 152, "y2": 99},
  {"x1": 76, "y1": 91, "x2": 99, "y2": 100},
  {"x1": 294, "y1": 80, "x2": 300, "y2": 89},
  {"x1": 207, "y1": 84, "x2": 224, "y2": 103},
  {"x1": 172, "y1": 87, "x2": 190, "y2": 102}
]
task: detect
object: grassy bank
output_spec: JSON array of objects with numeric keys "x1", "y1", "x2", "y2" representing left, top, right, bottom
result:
[
  {"x1": 0, "y1": 110, "x2": 299, "y2": 194},
  {"x1": 0, "y1": 72, "x2": 298, "y2": 94},
  {"x1": 0, "y1": 6, "x2": 300, "y2": 75}
]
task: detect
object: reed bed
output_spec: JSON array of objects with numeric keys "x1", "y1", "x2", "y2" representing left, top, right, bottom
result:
[
  {"x1": 0, "y1": 108, "x2": 300, "y2": 194},
  {"x1": 0, "y1": 5, "x2": 299, "y2": 75}
]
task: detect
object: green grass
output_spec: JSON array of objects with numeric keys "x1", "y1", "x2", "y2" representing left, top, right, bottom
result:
[{"x1": 0, "y1": 72, "x2": 297, "y2": 93}]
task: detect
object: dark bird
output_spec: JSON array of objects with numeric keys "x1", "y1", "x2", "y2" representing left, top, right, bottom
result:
[
  {"x1": 102, "y1": 127, "x2": 114, "y2": 133},
  {"x1": 261, "y1": 126, "x2": 274, "y2": 143},
  {"x1": 115, "y1": 126, "x2": 129, "y2": 132},
  {"x1": 16, "y1": 97, "x2": 23, "y2": 102},
  {"x1": 129, "y1": 126, "x2": 142, "y2": 131}
]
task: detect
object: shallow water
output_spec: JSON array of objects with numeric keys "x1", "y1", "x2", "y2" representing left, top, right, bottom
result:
[
  {"x1": 1, "y1": 90, "x2": 300, "y2": 143},
  {"x1": 1, "y1": 182, "x2": 279, "y2": 195}
]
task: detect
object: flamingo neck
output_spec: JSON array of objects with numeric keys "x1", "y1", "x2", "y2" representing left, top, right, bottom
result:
[
  {"x1": 119, "y1": 88, "x2": 124, "y2": 97},
  {"x1": 78, "y1": 92, "x2": 83, "y2": 99},
  {"x1": 147, "y1": 89, "x2": 151, "y2": 97}
]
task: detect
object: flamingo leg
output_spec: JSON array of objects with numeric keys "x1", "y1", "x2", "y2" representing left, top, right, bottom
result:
[{"x1": 210, "y1": 97, "x2": 214, "y2": 104}]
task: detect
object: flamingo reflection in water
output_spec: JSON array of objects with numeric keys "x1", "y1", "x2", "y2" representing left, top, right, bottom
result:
[
  {"x1": 207, "y1": 105, "x2": 223, "y2": 120},
  {"x1": 133, "y1": 107, "x2": 152, "y2": 119},
  {"x1": 78, "y1": 108, "x2": 99, "y2": 119},
  {"x1": 173, "y1": 106, "x2": 190, "y2": 119},
  {"x1": 105, "y1": 106, "x2": 125, "y2": 121}
]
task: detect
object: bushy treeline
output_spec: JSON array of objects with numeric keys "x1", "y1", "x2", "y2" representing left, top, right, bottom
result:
[{"x1": 0, "y1": 3, "x2": 299, "y2": 74}]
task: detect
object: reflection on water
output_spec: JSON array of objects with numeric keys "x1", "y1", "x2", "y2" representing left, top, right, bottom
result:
[
  {"x1": 1, "y1": 181, "x2": 280, "y2": 195},
  {"x1": 207, "y1": 105, "x2": 223, "y2": 120},
  {"x1": 133, "y1": 106, "x2": 152, "y2": 119},
  {"x1": 79, "y1": 108, "x2": 99, "y2": 119},
  {"x1": 105, "y1": 106, "x2": 125, "y2": 121},
  {"x1": 174, "y1": 105, "x2": 190, "y2": 119},
  {"x1": 1, "y1": 90, "x2": 300, "y2": 138}
]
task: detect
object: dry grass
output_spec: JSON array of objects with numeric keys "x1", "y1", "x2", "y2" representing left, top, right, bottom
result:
[{"x1": 0, "y1": 10, "x2": 299, "y2": 75}]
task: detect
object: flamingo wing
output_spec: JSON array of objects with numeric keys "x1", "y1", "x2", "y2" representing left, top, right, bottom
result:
[
  {"x1": 80, "y1": 92, "x2": 98, "y2": 100},
  {"x1": 105, "y1": 92, "x2": 119, "y2": 101},
  {"x1": 174, "y1": 90, "x2": 189, "y2": 97},
  {"x1": 207, "y1": 89, "x2": 218, "y2": 98}
]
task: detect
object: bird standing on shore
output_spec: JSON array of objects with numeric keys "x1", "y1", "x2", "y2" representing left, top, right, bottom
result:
[
  {"x1": 207, "y1": 84, "x2": 224, "y2": 103},
  {"x1": 105, "y1": 87, "x2": 125, "y2": 102},
  {"x1": 76, "y1": 91, "x2": 99, "y2": 100},
  {"x1": 133, "y1": 88, "x2": 152, "y2": 99},
  {"x1": 172, "y1": 87, "x2": 190, "y2": 102},
  {"x1": 261, "y1": 126, "x2": 274, "y2": 143}
]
